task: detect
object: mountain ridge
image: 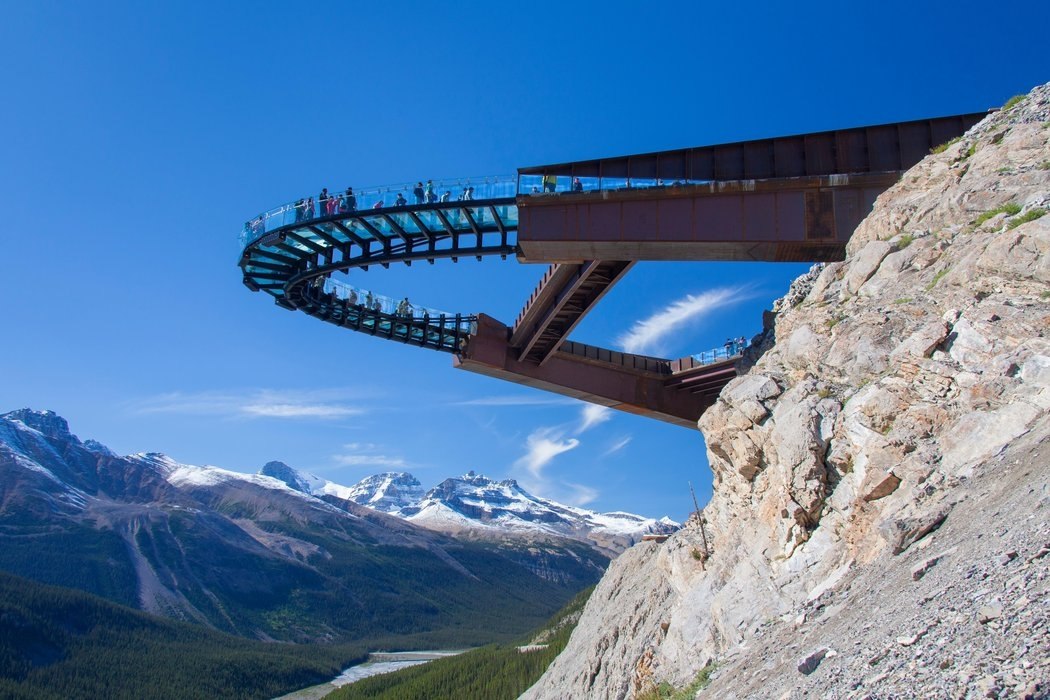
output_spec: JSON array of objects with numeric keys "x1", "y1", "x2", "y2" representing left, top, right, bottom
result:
[
  {"x1": 0, "y1": 409, "x2": 607, "y2": 644},
  {"x1": 257, "y1": 463, "x2": 679, "y2": 556}
]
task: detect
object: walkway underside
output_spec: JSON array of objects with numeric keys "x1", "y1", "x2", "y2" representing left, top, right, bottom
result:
[{"x1": 456, "y1": 315, "x2": 739, "y2": 429}]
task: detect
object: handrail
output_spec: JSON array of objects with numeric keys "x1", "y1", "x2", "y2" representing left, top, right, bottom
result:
[
  {"x1": 319, "y1": 277, "x2": 471, "y2": 331},
  {"x1": 241, "y1": 175, "x2": 518, "y2": 247}
]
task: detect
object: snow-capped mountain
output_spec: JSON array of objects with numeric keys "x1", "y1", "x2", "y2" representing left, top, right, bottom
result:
[
  {"x1": 257, "y1": 465, "x2": 676, "y2": 558},
  {"x1": 0, "y1": 408, "x2": 608, "y2": 642},
  {"x1": 339, "y1": 472, "x2": 426, "y2": 515},
  {"x1": 277, "y1": 467, "x2": 680, "y2": 556},
  {"x1": 402, "y1": 471, "x2": 678, "y2": 555}
]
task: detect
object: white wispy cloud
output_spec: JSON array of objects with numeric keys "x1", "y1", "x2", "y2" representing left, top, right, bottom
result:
[
  {"x1": 562, "y1": 482, "x2": 600, "y2": 506},
  {"x1": 616, "y1": 286, "x2": 752, "y2": 356},
  {"x1": 452, "y1": 395, "x2": 577, "y2": 407},
  {"x1": 129, "y1": 389, "x2": 366, "y2": 420},
  {"x1": 241, "y1": 403, "x2": 359, "y2": 418},
  {"x1": 577, "y1": 404, "x2": 612, "y2": 433},
  {"x1": 342, "y1": 442, "x2": 380, "y2": 452},
  {"x1": 512, "y1": 427, "x2": 580, "y2": 479},
  {"x1": 602, "y1": 436, "x2": 632, "y2": 456}
]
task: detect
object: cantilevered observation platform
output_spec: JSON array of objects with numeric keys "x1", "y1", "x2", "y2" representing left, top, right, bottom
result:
[{"x1": 240, "y1": 112, "x2": 986, "y2": 428}]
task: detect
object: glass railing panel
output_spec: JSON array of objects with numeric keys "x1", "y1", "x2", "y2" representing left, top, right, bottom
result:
[
  {"x1": 241, "y1": 175, "x2": 518, "y2": 248},
  {"x1": 468, "y1": 207, "x2": 489, "y2": 226},
  {"x1": 415, "y1": 210, "x2": 447, "y2": 233},
  {"x1": 314, "y1": 222, "x2": 347, "y2": 243},
  {"x1": 493, "y1": 205, "x2": 518, "y2": 226},
  {"x1": 388, "y1": 212, "x2": 421, "y2": 234},
  {"x1": 362, "y1": 215, "x2": 394, "y2": 237}
]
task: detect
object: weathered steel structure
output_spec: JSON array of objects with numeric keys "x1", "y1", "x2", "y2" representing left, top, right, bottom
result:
[{"x1": 239, "y1": 112, "x2": 987, "y2": 428}]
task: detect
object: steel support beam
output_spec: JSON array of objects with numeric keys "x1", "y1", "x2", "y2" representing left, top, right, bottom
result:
[{"x1": 455, "y1": 314, "x2": 734, "y2": 429}]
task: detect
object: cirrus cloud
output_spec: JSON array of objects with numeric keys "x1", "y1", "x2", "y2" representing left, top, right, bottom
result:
[{"x1": 616, "y1": 286, "x2": 753, "y2": 355}]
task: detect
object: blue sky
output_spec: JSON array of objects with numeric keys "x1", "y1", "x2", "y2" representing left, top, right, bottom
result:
[{"x1": 1, "y1": 1, "x2": 1046, "y2": 520}]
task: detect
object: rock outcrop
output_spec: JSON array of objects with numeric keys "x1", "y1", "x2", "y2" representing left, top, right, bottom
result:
[{"x1": 524, "y1": 84, "x2": 1050, "y2": 699}]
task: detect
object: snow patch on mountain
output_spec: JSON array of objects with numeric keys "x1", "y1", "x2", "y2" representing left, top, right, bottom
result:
[
  {"x1": 253, "y1": 464, "x2": 677, "y2": 554},
  {"x1": 164, "y1": 460, "x2": 308, "y2": 495},
  {"x1": 404, "y1": 472, "x2": 679, "y2": 546},
  {"x1": 341, "y1": 472, "x2": 426, "y2": 514},
  {"x1": 259, "y1": 460, "x2": 327, "y2": 494}
]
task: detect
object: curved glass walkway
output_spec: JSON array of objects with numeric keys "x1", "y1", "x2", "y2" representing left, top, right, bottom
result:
[
  {"x1": 238, "y1": 174, "x2": 754, "y2": 355},
  {"x1": 240, "y1": 176, "x2": 519, "y2": 352}
]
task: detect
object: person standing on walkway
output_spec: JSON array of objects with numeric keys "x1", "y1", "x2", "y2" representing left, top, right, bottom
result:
[
  {"x1": 413, "y1": 182, "x2": 425, "y2": 204},
  {"x1": 345, "y1": 187, "x2": 357, "y2": 212},
  {"x1": 425, "y1": 180, "x2": 436, "y2": 203},
  {"x1": 543, "y1": 174, "x2": 557, "y2": 193},
  {"x1": 318, "y1": 188, "x2": 329, "y2": 218},
  {"x1": 395, "y1": 192, "x2": 407, "y2": 206}
]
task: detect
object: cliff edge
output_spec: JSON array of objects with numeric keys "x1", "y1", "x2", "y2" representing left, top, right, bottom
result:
[{"x1": 523, "y1": 83, "x2": 1050, "y2": 699}]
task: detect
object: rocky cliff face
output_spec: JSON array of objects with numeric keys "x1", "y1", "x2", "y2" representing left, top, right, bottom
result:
[{"x1": 524, "y1": 84, "x2": 1050, "y2": 699}]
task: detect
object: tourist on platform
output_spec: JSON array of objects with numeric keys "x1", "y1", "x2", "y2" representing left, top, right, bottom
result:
[
  {"x1": 318, "y1": 188, "x2": 329, "y2": 217},
  {"x1": 372, "y1": 199, "x2": 384, "y2": 210},
  {"x1": 413, "y1": 182, "x2": 425, "y2": 204},
  {"x1": 572, "y1": 177, "x2": 583, "y2": 192},
  {"x1": 305, "y1": 197, "x2": 315, "y2": 219},
  {"x1": 425, "y1": 180, "x2": 436, "y2": 203},
  {"x1": 395, "y1": 192, "x2": 407, "y2": 206},
  {"x1": 738, "y1": 336, "x2": 747, "y2": 350},
  {"x1": 293, "y1": 199, "x2": 304, "y2": 223},
  {"x1": 337, "y1": 194, "x2": 349, "y2": 214},
  {"x1": 365, "y1": 291, "x2": 374, "y2": 310},
  {"x1": 347, "y1": 289, "x2": 358, "y2": 306},
  {"x1": 724, "y1": 338, "x2": 733, "y2": 356},
  {"x1": 542, "y1": 174, "x2": 557, "y2": 193},
  {"x1": 440, "y1": 191, "x2": 451, "y2": 203},
  {"x1": 463, "y1": 186, "x2": 474, "y2": 201},
  {"x1": 345, "y1": 187, "x2": 357, "y2": 211}
]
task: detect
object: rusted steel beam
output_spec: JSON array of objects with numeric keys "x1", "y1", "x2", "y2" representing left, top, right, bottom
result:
[
  {"x1": 513, "y1": 260, "x2": 635, "y2": 365},
  {"x1": 518, "y1": 113, "x2": 987, "y2": 180},
  {"x1": 455, "y1": 315, "x2": 734, "y2": 429},
  {"x1": 516, "y1": 173, "x2": 896, "y2": 264}
]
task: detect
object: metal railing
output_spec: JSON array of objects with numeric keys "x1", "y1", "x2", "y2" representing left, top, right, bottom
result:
[
  {"x1": 516, "y1": 174, "x2": 715, "y2": 197},
  {"x1": 690, "y1": 338, "x2": 749, "y2": 366},
  {"x1": 318, "y1": 277, "x2": 473, "y2": 333},
  {"x1": 242, "y1": 175, "x2": 518, "y2": 248}
]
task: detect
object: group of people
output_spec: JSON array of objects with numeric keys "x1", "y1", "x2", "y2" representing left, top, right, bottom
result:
[
  {"x1": 292, "y1": 186, "x2": 360, "y2": 222},
  {"x1": 410, "y1": 180, "x2": 475, "y2": 205},
  {"x1": 311, "y1": 275, "x2": 424, "y2": 319},
  {"x1": 287, "y1": 181, "x2": 478, "y2": 222},
  {"x1": 723, "y1": 336, "x2": 749, "y2": 356}
]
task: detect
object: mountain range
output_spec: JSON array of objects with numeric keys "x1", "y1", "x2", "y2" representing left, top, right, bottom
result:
[
  {"x1": 260, "y1": 464, "x2": 678, "y2": 556},
  {"x1": 0, "y1": 408, "x2": 672, "y2": 645}
]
